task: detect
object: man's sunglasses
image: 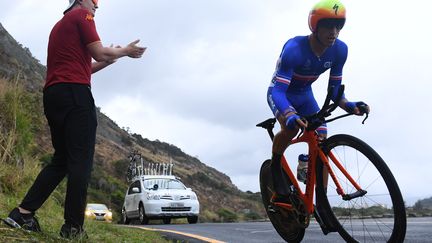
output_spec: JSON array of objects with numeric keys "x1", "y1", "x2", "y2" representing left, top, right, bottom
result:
[{"x1": 318, "y1": 19, "x2": 345, "y2": 30}]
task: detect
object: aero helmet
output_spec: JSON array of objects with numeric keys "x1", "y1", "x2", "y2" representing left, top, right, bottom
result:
[{"x1": 308, "y1": 0, "x2": 346, "y2": 32}]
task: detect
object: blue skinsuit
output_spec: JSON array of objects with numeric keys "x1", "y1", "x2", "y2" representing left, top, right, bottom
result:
[{"x1": 267, "y1": 35, "x2": 348, "y2": 134}]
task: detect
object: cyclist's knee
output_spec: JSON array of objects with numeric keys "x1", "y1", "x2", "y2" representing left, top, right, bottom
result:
[
  {"x1": 275, "y1": 129, "x2": 298, "y2": 151},
  {"x1": 282, "y1": 128, "x2": 299, "y2": 138},
  {"x1": 316, "y1": 124, "x2": 327, "y2": 139}
]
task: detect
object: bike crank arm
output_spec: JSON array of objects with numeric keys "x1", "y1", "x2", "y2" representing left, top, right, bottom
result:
[{"x1": 342, "y1": 189, "x2": 367, "y2": 201}]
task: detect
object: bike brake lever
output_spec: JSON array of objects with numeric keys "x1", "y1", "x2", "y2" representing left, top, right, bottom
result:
[
  {"x1": 361, "y1": 112, "x2": 369, "y2": 124},
  {"x1": 296, "y1": 118, "x2": 307, "y2": 139},
  {"x1": 296, "y1": 128, "x2": 304, "y2": 139}
]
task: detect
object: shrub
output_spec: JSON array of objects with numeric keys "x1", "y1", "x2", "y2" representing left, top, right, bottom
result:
[
  {"x1": 0, "y1": 77, "x2": 43, "y2": 166},
  {"x1": 244, "y1": 211, "x2": 261, "y2": 221},
  {"x1": 217, "y1": 207, "x2": 238, "y2": 222}
]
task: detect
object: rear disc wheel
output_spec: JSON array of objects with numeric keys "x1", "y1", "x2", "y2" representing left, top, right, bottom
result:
[{"x1": 260, "y1": 159, "x2": 305, "y2": 243}]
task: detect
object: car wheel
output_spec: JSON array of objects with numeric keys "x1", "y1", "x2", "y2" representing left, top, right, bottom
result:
[
  {"x1": 122, "y1": 207, "x2": 130, "y2": 224},
  {"x1": 187, "y1": 216, "x2": 198, "y2": 224},
  {"x1": 139, "y1": 204, "x2": 149, "y2": 225},
  {"x1": 163, "y1": 218, "x2": 171, "y2": 224}
]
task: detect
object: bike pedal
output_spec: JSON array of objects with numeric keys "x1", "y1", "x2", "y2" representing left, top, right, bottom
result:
[{"x1": 267, "y1": 205, "x2": 277, "y2": 213}]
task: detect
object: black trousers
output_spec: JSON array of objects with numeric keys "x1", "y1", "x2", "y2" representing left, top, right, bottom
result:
[{"x1": 20, "y1": 83, "x2": 97, "y2": 228}]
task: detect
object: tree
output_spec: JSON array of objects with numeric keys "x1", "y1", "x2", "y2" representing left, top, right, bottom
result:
[{"x1": 413, "y1": 201, "x2": 423, "y2": 211}]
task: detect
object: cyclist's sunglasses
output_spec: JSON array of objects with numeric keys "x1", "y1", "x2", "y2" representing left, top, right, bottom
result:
[
  {"x1": 92, "y1": 0, "x2": 98, "y2": 6},
  {"x1": 318, "y1": 19, "x2": 345, "y2": 30}
]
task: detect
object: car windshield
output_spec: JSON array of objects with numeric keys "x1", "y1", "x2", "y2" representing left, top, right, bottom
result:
[
  {"x1": 87, "y1": 204, "x2": 108, "y2": 210},
  {"x1": 143, "y1": 178, "x2": 186, "y2": 190}
]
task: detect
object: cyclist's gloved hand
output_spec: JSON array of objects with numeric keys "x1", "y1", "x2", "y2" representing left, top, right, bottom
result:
[
  {"x1": 345, "y1": 102, "x2": 356, "y2": 113},
  {"x1": 285, "y1": 114, "x2": 307, "y2": 130},
  {"x1": 345, "y1": 101, "x2": 370, "y2": 115},
  {"x1": 285, "y1": 114, "x2": 300, "y2": 130}
]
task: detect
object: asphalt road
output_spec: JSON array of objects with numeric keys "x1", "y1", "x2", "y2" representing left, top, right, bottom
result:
[{"x1": 135, "y1": 217, "x2": 432, "y2": 243}]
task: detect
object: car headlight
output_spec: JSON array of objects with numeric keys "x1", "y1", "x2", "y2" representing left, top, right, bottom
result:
[
  {"x1": 147, "y1": 194, "x2": 160, "y2": 200},
  {"x1": 106, "y1": 212, "x2": 113, "y2": 218},
  {"x1": 85, "y1": 211, "x2": 92, "y2": 216},
  {"x1": 190, "y1": 194, "x2": 197, "y2": 200}
]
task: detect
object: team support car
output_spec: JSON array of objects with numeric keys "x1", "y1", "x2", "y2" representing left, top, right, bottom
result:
[
  {"x1": 122, "y1": 175, "x2": 199, "y2": 224},
  {"x1": 85, "y1": 203, "x2": 113, "y2": 222}
]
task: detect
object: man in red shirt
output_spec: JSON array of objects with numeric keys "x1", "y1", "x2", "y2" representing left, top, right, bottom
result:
[{"x1": 4, "y1": 0, "x2": 145, "y2": 239}]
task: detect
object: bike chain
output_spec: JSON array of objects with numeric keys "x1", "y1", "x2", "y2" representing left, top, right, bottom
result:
[
  {"x1": 270, "y1": 186, "x2": 310, "y2": 229},
  {"x1": 288, "y1": 193, "x2": 310, "y2": 229}
]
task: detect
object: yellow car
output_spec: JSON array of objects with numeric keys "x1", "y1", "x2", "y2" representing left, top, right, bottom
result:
[{"x1": 85, "y1": 203, "x2": 113, "y2": 222}]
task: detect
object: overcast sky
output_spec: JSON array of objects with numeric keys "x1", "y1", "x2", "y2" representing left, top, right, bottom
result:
[{"x1": 1, "y1": 0, "x2": 431, "y2": 205}]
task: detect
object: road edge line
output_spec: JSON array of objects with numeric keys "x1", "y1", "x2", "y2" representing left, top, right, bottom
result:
[{"x1": 137, "y1": 226, "x2": 226, "y2": 243}]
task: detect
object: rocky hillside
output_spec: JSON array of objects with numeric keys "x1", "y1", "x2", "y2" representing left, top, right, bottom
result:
[
  {"x1": 0, "y1": 23, "x2": 265, "y2": 221},
  {"x1": 0, "y1": 24, "x2": 45, "y2": 92}
]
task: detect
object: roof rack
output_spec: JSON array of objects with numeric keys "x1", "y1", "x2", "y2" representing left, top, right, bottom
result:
[{"x1": 126, "y1": 151, "x2": 174, "y2": 182}]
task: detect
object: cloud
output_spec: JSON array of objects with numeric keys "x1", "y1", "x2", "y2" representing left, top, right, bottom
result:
[{"x1": 1, "y1": 0, "x2": 432, "y2": 201}]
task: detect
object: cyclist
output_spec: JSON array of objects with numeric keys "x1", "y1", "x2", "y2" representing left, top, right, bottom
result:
[{"x1": 267, "y1": 0, "x2": 370, "y2": 204}]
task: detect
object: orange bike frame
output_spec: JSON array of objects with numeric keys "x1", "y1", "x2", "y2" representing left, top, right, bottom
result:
[{"x1": 280, "y1": 130, "x2": 363, "y2": 215}]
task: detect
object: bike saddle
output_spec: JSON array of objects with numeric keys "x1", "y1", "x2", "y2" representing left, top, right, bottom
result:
[{"x1": 256, "y1": 118, "x2": 277, "y2": 129}]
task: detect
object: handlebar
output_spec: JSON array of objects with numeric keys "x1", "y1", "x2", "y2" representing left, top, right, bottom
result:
[
  {"x1": 256, "y1": 85, "x2": 369, "y2": 138},
  {"x1": 303, "y1": 85, "x2": 369, "y2": 131}
]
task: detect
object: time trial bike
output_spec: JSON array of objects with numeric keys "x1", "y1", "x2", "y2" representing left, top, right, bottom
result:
[{"x1": 257, "y1": 85, "x2": 406, "y2": 242}]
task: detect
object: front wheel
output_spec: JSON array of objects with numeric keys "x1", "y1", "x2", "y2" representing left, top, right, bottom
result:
[
  {"x1": 187, "y1": 216, "x2": 198, "y2": 224},
  {"x1": 316, "y1": 134, "x2": 406, "y2": 242},
  {"x1": 260, "y1": 159, "x2": 305, "y2": 243},
  {"x1": 139, "y1": 204, "x2": 149, "y2": 225},
  {"x1": 121, "y1": 207, "x2": 130, "y2": 225},
  {"x1": 163, "y1": 218, "x2": 171, "y2": 224}
]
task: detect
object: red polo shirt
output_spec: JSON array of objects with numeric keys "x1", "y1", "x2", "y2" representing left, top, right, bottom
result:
[{"x1": 45, "y1": 8, "x2": 100, "y2": 89}]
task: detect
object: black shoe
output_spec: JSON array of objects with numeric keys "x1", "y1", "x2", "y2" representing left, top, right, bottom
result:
[
  {"x1": 60, "y1": 224, "x2": 88, "y2": 240},
  {"x1": 271, "y1": 194, "x2": 292, "y2": 204},
  {"x1": 3, "y1": 208, "x2": 41, "y2": 232},
  {"x1": 271, "y1": 155, "x2": 292, "y2": 196}
]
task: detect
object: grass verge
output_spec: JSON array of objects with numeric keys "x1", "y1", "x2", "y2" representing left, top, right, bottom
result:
[{"x1": 0, "y1": 193, "x2": 170, "y2": 243}]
